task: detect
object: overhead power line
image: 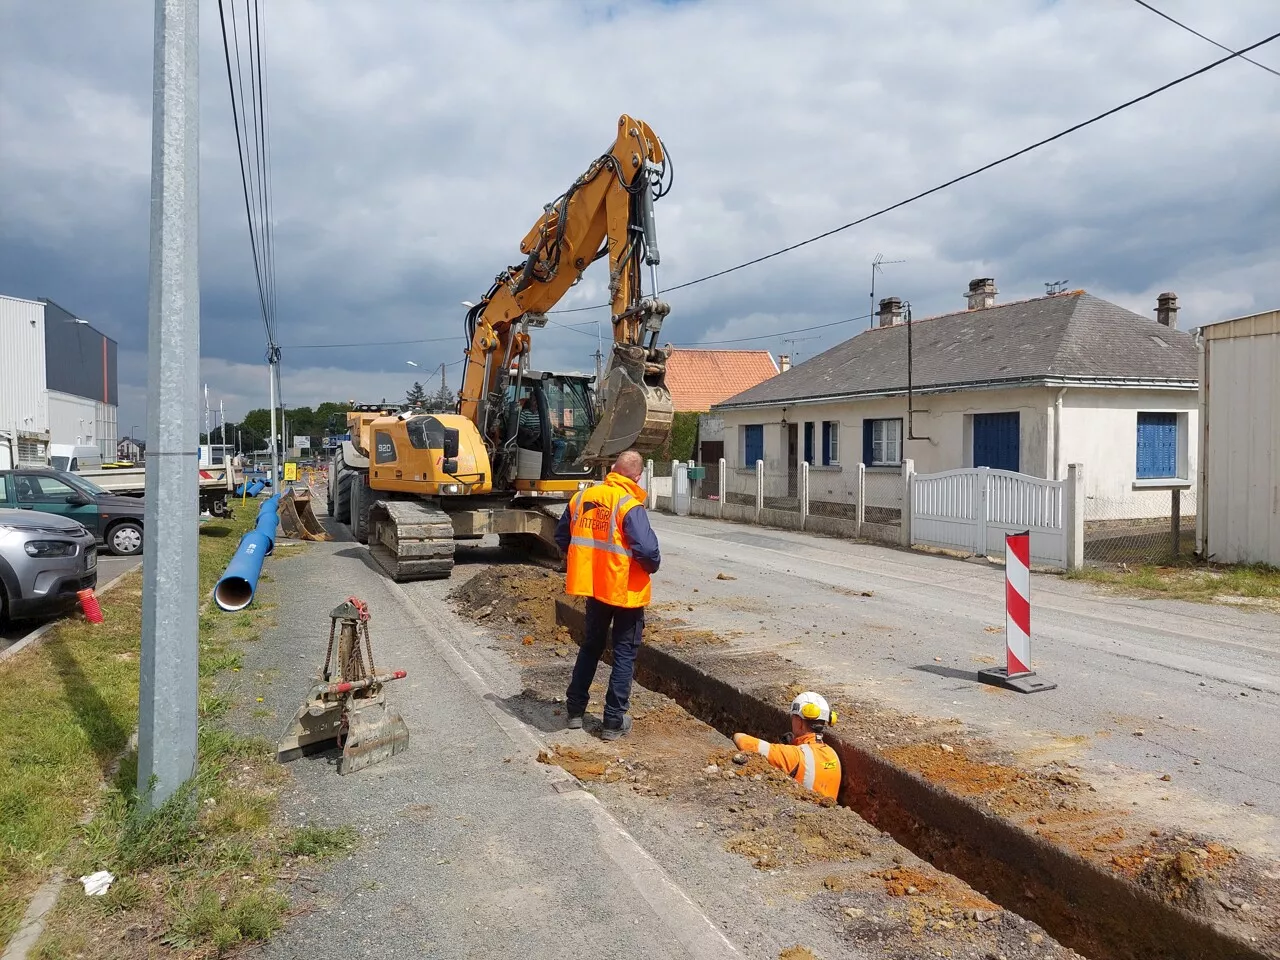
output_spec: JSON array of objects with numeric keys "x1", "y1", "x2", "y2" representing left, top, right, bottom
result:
[
  {"x1": 673, "y1": 313, "x2": 873, "y2": 347},
  {"x1": 549, "y1": 28, "x2": 1280, "y2": 315},
  {"x1": 286, "y1": 334, "x2": 461, "y2": 349},
  {"x1": 1129, "y1": 0, "x2": 1280, "y2": 78}
]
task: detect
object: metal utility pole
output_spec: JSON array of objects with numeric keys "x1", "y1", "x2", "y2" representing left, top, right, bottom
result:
[
  {"x1": 267, "y1": 354, "x2": 280, "y2": 486},
  {"x1": 138, "y1": 0, "x2": 200, "y2": 810}
]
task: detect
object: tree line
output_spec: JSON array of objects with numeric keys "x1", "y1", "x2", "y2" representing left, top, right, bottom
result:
[{"x1": 203, "y1": 381, "x2": 457, "y2": 451}]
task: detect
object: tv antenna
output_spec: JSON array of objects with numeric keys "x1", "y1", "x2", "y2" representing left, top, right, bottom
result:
[
  {"x1": 781, "y1": 335, "x2": 818, "y2": 360},
  {"x1": 870, "y1": 254, "x2": 906, "y2": 329},
  {"x1": 1044, "y1": 280, "x2": 1069, "y2": 295}
]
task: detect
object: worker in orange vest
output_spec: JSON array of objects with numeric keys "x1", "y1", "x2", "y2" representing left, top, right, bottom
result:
[
  {"x1": 554, "y1": 450, "x2": 661, "y2": 741},
  {"x1": 733, "y1": 692, "x2": 842, "y2": 800}
]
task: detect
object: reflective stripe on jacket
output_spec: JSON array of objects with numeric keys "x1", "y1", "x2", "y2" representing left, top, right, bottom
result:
[
  {"x1": 564, "y1": 472, "x2": 652, "y2": 608},
  {"x1": 732, "y1": 732, "x2": 841, "y2": 800}
]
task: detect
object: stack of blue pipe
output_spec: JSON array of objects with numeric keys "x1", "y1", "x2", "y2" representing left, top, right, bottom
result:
[{"x1": 214, "y1": 493, "x2": 280, "y2": 612}]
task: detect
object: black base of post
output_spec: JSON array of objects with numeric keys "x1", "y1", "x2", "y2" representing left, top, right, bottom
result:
[{"x1": 977, "y1": 666, "x2": 1057, "y2": 694}]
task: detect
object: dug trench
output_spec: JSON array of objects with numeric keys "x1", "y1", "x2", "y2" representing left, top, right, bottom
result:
[{"x1": 451, "y1": 564, "x2": 1276, "y2": 960}]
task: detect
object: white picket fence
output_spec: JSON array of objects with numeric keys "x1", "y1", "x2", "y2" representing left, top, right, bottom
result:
[
  {"x1": 649, "y1": 458, "x2": 1085, "y2": 570},
  {"x1": 912, "y1": 466, "x2": 1081, "y2": 569}
]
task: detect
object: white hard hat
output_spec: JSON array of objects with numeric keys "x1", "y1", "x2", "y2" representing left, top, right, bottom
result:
[{"x1": 789, "y1": 691, "x2": 836, "y2": 725}]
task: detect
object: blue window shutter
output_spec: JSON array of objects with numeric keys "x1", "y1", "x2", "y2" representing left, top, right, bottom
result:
[
  {"x1": 821, "y1": 421, "x2": 831, "y2": 466},
  {"x1": 803, "y1": 422, "x2": 814, "y2": 464},
  {"x1": 1136, "y1": 413, "x2": 1177, "y2": 479},
  {"x1": 744, "y1": 425, "x2": 763, "y2": 466},
  {"x1": 862, "y1": 420, "x2": 874, "y2": 465}
]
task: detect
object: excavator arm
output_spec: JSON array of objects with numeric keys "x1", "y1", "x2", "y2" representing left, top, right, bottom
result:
[{"x1": 459, "y1": 114, "x2": 674, "y2": 467}]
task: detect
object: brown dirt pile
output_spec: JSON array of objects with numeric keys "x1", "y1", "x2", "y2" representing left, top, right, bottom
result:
[
  {"x1": 882, "y1": 742, "x2": 1057, "y2": 815},
  {"x1": 537, "y1": 745, "x2": 625, "y2": 783},
  {"x1": 451, "y1": 566, "x2": 569, "y2": 638},
  {"x1": 778, "y1": 948, "x2": 817, "y2": 960}
]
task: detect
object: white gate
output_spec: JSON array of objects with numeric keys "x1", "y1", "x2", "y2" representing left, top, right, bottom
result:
[{"x1": 912, "y1": 467, "x2": 1068, "y2": 568}]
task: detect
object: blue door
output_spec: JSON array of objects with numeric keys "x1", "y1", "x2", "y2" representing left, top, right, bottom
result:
[{"x1": 973, "y1": 412, "x2": 1020, "y2": 472}]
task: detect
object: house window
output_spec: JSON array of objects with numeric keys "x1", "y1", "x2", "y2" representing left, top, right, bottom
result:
[
  {"x1": 803, "y1": 422, "x2": 814, "y2": 465},
  {"x1": 821, "y1": 421, "x2": 839, "y2": 465},
  {"x1": 861, "y1": 418, "x2": 901, "y2": 466},
  {"x1": 1136, "y1": 412, "x2": 1178, "y2": 479},
  {"x1": 743, "y1": 424, "x2": 763, "y2": 466}
]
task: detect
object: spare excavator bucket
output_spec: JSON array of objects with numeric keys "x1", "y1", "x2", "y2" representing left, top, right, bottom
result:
[
  {"x1": 278, "y1": 488, "x2": 331, "y2": 541},
  {"x1": 585, "y1": 345, "x2": 675, "y2": 460}
]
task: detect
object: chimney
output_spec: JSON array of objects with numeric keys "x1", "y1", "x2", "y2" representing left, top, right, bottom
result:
[
  {"x1": 778, "y1": 354, "x2": 792, "y2": 373},
  {"x1": 966, "y1": 277, "x2": 998, "y2": 311},
  {"x1": 876, "y1": 296, "x2": 904, "y2": 327},
  {"x1": 1155, "y1": 292, "x2": 1179, "y2": 329}
]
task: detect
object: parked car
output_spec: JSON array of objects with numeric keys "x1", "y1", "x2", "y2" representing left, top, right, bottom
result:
[
  {"x1": 0, "y1": 508, "x2": 97, "y2": 624},
  {"x1": 0, "y1": 468, "x2": 146, "y2": 556}
]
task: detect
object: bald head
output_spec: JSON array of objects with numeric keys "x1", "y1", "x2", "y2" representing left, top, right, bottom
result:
[{"x1": 612, "y1": 450, "x2": 644, "y2": 481}]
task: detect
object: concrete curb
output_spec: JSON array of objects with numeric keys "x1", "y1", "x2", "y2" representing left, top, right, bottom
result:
[
  {"x1": 0, "y1": 562, "x2": 142, "y2": 665},
  {"x1": 0, "y1": 872, "x2": 65, "y2": 960}
]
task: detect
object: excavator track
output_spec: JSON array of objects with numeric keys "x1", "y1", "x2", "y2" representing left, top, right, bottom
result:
[{"x1": 366, "y1": 500, "x2": 456, "y2": 582}]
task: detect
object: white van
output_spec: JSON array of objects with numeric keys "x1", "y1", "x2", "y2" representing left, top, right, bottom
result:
[{"x1": 49, "y1": 443, "x2": 104, "y2": 473}]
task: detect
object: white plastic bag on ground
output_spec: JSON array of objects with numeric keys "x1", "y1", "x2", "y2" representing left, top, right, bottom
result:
[{"x1": 79, "y1": 870, "x2": 115, "y2": 896}]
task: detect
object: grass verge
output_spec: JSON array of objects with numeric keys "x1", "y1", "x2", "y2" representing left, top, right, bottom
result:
[
  {"x1": 1067, "y1": 561, "x2": 1280, "y2": 604},
  {"x1": 0, "y1": 503, "x2": 344, "y2": 957}
]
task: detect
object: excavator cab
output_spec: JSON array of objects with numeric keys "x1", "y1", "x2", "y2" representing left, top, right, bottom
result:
[{"x1": 503, "y1": 372, "x2": 597, "y2": 489}]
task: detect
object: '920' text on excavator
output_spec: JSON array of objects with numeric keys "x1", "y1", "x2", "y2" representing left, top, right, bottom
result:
[{"x1": 327, "y1": 115, "x2": 674, "y2": 581}]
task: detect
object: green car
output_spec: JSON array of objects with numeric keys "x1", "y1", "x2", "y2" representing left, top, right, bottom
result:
[{"x1": 0, "y1": 468, "x2": 147, "y2": 556}]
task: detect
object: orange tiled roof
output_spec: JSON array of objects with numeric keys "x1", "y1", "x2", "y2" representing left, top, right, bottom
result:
[{"x1": 664, "y1": 349, "x2": 779, "y2": 412}]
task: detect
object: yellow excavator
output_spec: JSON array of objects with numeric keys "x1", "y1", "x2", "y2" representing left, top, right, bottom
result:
[{"x1": 328, "y1": 115, "x2": 674, "y2": 581}]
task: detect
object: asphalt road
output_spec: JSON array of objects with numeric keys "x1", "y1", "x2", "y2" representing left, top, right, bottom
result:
[
  {"x1": 645, "y1": 513, "x2": 1280, "y2": 856},
  {"x1": 0, "y1": 554, "x2": 140, "y2": 647}
]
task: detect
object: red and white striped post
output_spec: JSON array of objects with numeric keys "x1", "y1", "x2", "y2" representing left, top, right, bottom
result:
[
  {"x1": 1005, "y1": 531, "x2": 1032, "y2": 676},
  {"x1": 978, "y1": 531, "x2": 1056, "y2": 694}
]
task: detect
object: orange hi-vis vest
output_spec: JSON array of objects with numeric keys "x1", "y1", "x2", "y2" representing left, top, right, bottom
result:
[
  {"x1": 565, "y1": 473, "x2": 651, "y2": 608},
  {"x1": 733, "y1": 731, "x2": 841, "y2": 800}
]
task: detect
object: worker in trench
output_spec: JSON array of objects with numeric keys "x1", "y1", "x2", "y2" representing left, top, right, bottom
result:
[
  {"x1": 554, "y1": 449, "x2": 660, "y2": 741},
  {"x1": 733, "y1": 692, "x2": 842, "y2": 800}
]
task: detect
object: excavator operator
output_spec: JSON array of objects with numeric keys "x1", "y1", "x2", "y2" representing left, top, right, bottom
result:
[
  {"x1": 733, "y1": 692, "x2": 842, "y2": 800},
  {"x1": 555, "y1": 450, "x2": 660, "y2": 741}
]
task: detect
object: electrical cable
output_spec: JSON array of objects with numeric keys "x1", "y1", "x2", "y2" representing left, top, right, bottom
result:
[
  {"x1": 216, "y1": 0, "x2": 271, "y2": 339},
  {"x1": 673, "y1": 313, "x2": 873, "y2": 347},
  {"x1": 547, "y1": 29, "x2": 1280, "y2": 314},
  {"x1": 1128, "y1": 0, "x2": 1280, "y2": 78}
]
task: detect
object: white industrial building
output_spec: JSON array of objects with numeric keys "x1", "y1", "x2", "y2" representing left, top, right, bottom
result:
[
  {"x1": 1198, "y1": 308, "x2": 1280, "y2": 566},
  {"x1": 0, "y1": 293, "x2": 119, "y2": 466}
]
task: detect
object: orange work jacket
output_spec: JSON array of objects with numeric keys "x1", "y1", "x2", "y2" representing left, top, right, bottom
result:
[
  {"x1": 732, "y1": 731, "x2": 841, "y2": 800},
  {"x1": 564, "y1": 473, "x2": 652, "y2": 608}
]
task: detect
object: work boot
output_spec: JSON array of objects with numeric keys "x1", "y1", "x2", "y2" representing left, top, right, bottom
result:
[
  {"x1": 566, "y1": 712, "x2": 584, "y2": 730},
  {"x1": 600, "y1": 715, "x2": 632, "y2": 742}
]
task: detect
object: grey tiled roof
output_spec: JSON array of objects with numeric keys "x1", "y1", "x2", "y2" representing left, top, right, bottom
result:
[{"x1": 716, "y1": 292, "x2": 1198, "y2": 408}]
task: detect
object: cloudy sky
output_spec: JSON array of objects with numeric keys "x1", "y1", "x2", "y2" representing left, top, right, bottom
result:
[{"x1": 2, "y1": 0, "x2": 1278, "y2": 432}]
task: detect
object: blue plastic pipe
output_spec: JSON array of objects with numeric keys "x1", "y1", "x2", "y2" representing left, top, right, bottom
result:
[
  {"x1": 255, "y1": 507, "x2": 278, "y2": 553},
  {"x1": 213, "y1": 530, "x2": 272, "y2": 611},
  {"x1": 247, "y1": 480, "x2": 265, "y2": 496}
]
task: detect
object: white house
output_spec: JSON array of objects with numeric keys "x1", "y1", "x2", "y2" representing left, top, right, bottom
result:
[
  {"x1": 1197, "y1": 307, "x2": 1280, "y2": 565},
  {"x1": 713, "y1": 280, "x2": 1199, "y2": 521}
]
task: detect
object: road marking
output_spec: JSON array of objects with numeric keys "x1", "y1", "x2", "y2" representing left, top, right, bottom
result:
[{"x1": 380, "y1": 578, "x2": 743, "y2": 960}]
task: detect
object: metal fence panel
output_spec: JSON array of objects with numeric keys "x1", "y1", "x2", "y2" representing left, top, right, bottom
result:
[{"x1": 1084, "y1": 486, "x2": 1196, "y2": 565}]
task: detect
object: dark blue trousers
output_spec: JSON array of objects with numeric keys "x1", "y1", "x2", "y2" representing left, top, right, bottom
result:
[{"x1": 566, "y1": 597, "x2": 645, "y2": 728}]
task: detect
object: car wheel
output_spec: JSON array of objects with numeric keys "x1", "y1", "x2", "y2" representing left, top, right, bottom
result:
[
  {"x1": 0, "y1": 581, "x2": 9, "y2": 626},
  {"x1": 107, "y1": 521, "x2": 144, "y2": 556}
]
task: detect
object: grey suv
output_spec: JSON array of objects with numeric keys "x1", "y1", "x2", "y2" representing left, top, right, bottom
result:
[{"x1": 0, "y1": 508, "x2": 98, "y2": 623}]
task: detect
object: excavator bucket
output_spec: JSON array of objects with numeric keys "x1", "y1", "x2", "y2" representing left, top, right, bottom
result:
[
  {"x1": 278, "y1": 488, "x2": 331, "y2": 541},
  {"x1": 585, "y1": 349, "x2": 675, "y2": 460},
  {"x1": 338, "y1": 700, "x2": 409, "y2": 775}
]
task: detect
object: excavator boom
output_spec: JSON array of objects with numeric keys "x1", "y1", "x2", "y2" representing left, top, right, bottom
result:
[{"x1": 459, "y1": 115, "x2": 674, "y2": 469}]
